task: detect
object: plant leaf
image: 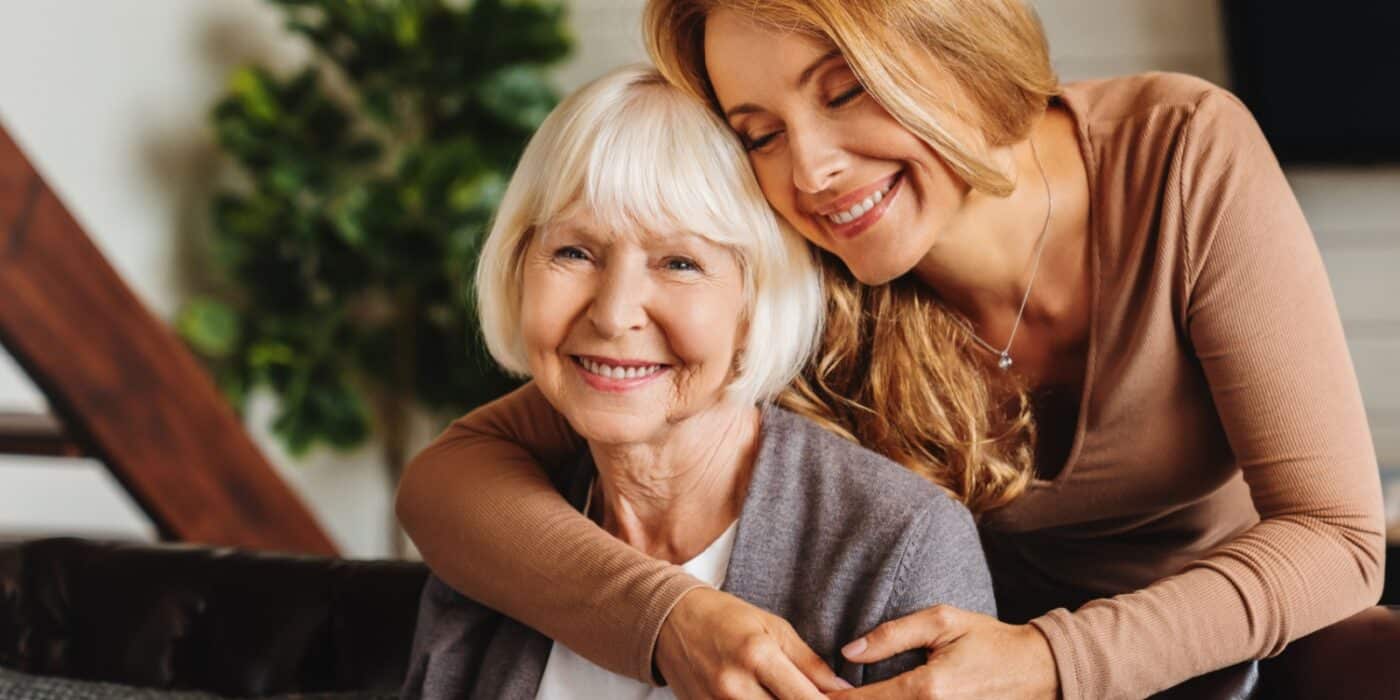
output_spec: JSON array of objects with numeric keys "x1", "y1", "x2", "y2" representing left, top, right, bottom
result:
[{"x1": 176, "y1": 298, "x2": 242, "y2": 359}]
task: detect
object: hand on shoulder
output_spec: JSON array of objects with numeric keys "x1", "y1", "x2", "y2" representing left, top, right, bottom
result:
[
  {"x1": 656, "y1": 587, "x2": 852, "y2": 699},
  {"x1": 833, "y1": 605, "x2": 1058, "y2": 700}
]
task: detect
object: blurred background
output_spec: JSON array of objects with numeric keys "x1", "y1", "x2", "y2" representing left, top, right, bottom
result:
[{"x1": 0, "y1": 0, "x2": 1395, "y2": 559}]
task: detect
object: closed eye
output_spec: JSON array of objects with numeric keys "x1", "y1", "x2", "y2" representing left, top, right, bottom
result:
[
  {"x1": 744, "y1": 130, "x2": 782, "y2": 153},
  {"x1": 827, "y1": 84, "x2": 864, "y2": 108}
]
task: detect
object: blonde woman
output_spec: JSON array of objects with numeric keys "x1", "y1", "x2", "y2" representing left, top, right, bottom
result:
[{"x1": 397, "y1": 1, "x2": 1384, "y2": 698}]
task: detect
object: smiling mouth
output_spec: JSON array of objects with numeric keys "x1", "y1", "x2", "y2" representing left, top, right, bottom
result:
[
  {"x1": 818, "y1": 170, "x2": 904, "y2": 239},
  {"x1": 824, "y1": 173, "x2": 900, "y2": 225},
  {"x1": 571, "y1": 355, "x2": 669, "y2": 381}
]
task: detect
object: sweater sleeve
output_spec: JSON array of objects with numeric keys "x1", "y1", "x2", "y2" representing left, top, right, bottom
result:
[
  {"x1": 1029, "y1": 90, "x2": 1386, "y2": 700},
  {"x1": 395, "y1": 381, "x2": 708, "y2": 682},
  {"x1": 864, "y1": 496, "x2": 997, "y2": 684}
]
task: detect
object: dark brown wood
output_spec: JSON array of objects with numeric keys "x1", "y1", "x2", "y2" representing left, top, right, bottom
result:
[
  {"x1": 0, "y1": 411, "x2": 84, "y2": 457},
  {"x1": 0, "y1": 122, "x2": 337, "y2": 555}
]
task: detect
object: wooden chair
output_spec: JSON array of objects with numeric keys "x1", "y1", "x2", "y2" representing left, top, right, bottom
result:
[{"x1": 0, "y1": 121, "x2": 336, "y2": 555}]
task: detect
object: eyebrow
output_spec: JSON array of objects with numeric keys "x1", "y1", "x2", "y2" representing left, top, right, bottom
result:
[
  {"x1": 537, "y1": 223, "x2": 597, "y2": 245},
  {"x1": 541, "y1": 222, "x2": 709, "y2": 255},
  {"x1": 723, "y1": 48, "x2": 843, "y2": 120}
]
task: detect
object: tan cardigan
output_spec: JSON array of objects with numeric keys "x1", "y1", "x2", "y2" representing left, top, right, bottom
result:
[{"x1": 397, "y1": 73, "x2": 1385, "y2": 700}]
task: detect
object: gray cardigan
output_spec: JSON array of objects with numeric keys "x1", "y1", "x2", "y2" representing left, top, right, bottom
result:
[{"x1": 402, "y1": 407, "x2": 995, "y2": 699}]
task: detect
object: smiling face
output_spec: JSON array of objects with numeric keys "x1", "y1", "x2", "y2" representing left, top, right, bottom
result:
[
  {"x1": 704, "y1": 10, "x2": 981, "y2": 285},
  {"x1": 519, "y1": 210, "x2": 748, "y2": 446}
]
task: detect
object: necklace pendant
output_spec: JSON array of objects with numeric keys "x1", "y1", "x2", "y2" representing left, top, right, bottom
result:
[{"x1": 997, "y1": 352, "x2": 1013, "y2": 371}]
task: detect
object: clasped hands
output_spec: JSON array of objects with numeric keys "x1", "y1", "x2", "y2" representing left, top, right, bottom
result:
[{"x1": 656, "y1": 588, "x2": 1058, "y2": 700}]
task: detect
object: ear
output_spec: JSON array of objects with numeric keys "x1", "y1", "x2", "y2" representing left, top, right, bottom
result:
[
  {"x1": 731, "y1": 308, "x2": 751, "y2": 377},
  {"x1": 730, "y1": 346, "x2": 746, "y2": 376}
]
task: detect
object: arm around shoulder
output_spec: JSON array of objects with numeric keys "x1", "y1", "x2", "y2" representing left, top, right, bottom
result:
[
  {"x1": 395, "y1": 381, "x2": 700, "y2": 681},
  {"x1": 396, "y1": 381, "x2": 581, "y2": 588}
]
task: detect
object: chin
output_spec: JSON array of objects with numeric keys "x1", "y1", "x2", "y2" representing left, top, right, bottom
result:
[
  {"x1": 849, "y1": 265, "x2": 903, "y2": 286},
  {"x1": 835, "y1": 230, "x2": 933, "y2": 286},
  {"x1": 843, "y1": 253, "x2": 918, "y2": 286},
  {"x1": 565, "y1": 411, "x2": 659, "y2": 447}
]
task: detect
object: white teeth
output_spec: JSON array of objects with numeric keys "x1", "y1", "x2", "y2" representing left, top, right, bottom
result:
[
  {"x1": 826, "y1": 177, "x2": 896, "y2": 225},
  {"x1": 579, "y1": 357, "x2": 662, "y2": 380}
]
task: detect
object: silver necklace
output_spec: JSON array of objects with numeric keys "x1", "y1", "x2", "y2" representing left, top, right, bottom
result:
[{"x1": 968, "y1": 138, "x2": 1053, "y2": 372}]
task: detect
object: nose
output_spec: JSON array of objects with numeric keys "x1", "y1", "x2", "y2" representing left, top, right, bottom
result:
[
  {"x1": 587, "y1": 261, "x2": 649, "y2": 338},
  {"x1": 789, "y1": 121, "x2": 847, "y2": 194}
]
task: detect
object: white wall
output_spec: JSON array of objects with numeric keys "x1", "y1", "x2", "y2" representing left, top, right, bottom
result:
[
  {"x1": 555, "y1": 1, "x2": 650, "y2": 91},
  {"x1": 2, "y1": 0, "x2": 1396, "y2": 551}
]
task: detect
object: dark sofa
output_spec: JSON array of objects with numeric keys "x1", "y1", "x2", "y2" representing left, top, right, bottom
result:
[
  {"x1": 2, "y1": 537, "x2": 1398, "y2": 699},
  {"x1": 0, "y1": 538, "x2": 424, "y2": 698}
]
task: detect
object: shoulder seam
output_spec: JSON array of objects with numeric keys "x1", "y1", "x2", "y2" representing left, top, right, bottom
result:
[
  {"x1": 1179, "y1": 88, "x2": 1242, "y2": 304},
  {"x1": 1178, "y1": 92, "x2": 1201, "y2": 316},
  {"x1": 878, "y1": 502, "x2": 939, "y2": 625},
  {"x1": 1071, "y1": 73, "x2": 1216, "y2": 132}
]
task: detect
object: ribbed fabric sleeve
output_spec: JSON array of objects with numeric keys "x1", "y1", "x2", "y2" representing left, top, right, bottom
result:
[
  {"x1": 396, "y1": 382, "x2": 708, "y2": 683},
  {"x1": 1027, "y1": 88, "x2": 1385, "y2": 700}
]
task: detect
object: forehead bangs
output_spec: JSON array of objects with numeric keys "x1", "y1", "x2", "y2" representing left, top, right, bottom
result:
[{"x1": 533, "y1": 72, "x2": 767, "y2": 256}]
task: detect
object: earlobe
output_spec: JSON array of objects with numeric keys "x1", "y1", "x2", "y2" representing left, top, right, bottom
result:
[{"x1": 732, "y1": 310, "x2": 750, "y2": 372}]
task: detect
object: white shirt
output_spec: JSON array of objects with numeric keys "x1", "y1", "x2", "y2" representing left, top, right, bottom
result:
[{"x1": 535, "y1": 519, "x2": 739, "y2": 700}]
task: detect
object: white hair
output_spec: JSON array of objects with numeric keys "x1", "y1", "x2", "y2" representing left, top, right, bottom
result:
[{"x1": 474, "y1": 63, "x2": 824, "y2": 406}]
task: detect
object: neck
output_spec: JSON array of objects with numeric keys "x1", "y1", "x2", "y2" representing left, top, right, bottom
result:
[
  {"x1": 912, "y1": 111, "x2": 1084, "y2": 336},
  {"x1": 587, "y1": 401, "x2": 760, "y2": 564}
]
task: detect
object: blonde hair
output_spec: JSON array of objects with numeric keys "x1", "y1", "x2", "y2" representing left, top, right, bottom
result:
[
  {"x1": 475, "y1": 64, "x2": 825, "y2": 407},
  {"x1": 645, "y1": 0, "x2": 1056, "y2": 512}
]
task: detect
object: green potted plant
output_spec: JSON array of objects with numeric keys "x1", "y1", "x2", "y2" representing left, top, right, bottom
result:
[{"x1": 176, "y1": 0, "x2": 572, "y2": 553}]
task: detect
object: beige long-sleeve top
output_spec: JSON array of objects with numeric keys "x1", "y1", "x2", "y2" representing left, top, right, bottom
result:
[{"x1": 396, "y1": 73, "x2": 1385, "y2": 700}]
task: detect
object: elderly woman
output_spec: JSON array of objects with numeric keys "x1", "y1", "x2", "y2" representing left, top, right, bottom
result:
[{"x1": 400, "y1": 64, "x2": 995, "y2": 699}]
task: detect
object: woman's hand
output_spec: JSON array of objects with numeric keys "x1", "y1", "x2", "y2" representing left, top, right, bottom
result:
[
  {"x1": 831, "y1": 605, "x2": 1058, "y2": 699},
  {"x1": 656, "y1": 587, "x2": 853, "y2": 699}
]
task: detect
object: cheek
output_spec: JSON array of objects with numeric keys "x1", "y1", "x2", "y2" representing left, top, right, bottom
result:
[
  {"x1": 518, "y1": 270, "x2": 580, "y2": 367},
  {"x1": 756, "y1": 164, "x2": 789, "y2": 210},
  {"x1": 753, "y1": 159, "x2": 829, "y2": 248},
  {"x1": 751, "y1": 161, "x2": 790, "y2": 213},
  {"x1": 657, "y1": 287, "x2": 745, "y2": 376},
  {"x1": 911, "y1": 141, "x2": 967, "y2": 198}
]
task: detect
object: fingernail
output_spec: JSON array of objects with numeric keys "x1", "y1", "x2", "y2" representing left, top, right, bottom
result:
[
  {"x1": 841, "y1": 638, "x2": 867, "y2": 657},
  {"x1": 835, "y1": 678, "x2": 855, "y2": 690}
]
